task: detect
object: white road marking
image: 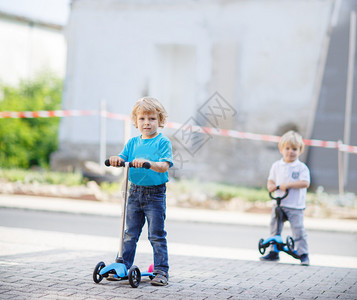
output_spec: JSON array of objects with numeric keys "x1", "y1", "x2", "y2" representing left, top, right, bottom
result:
[{"x1": 0, "y1": 227, "x2": 356, "y2": 269}]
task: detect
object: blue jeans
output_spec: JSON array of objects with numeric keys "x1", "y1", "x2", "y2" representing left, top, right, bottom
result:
[{"x1": 122, "y1": 183, "x2": 169, "y2": 275}]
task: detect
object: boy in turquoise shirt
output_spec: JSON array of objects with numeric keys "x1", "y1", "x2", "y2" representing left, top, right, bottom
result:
[{"x1": 109, "y1": 97, "x2": 173, "y2": 285}]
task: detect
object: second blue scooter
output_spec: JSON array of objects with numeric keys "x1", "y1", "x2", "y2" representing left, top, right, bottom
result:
[{"x1": 258, "y1": 189, "x2": 300, "y2": 260}]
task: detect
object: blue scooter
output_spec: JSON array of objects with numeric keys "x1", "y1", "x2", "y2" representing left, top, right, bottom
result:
[
  {"x1": 258, "y1": 189, "x2": 300, "y2": 260},
  {"x1": 92, "y1": 160, "x2": 154, "y2": 288}
]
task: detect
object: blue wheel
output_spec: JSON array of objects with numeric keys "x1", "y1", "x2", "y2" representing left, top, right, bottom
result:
[
  {"x1": 93, "y1": 261, "x2": 105, "y2": 283},
  {"x1": 128, "y1": 265, "x2": 141, "y2": 288}
]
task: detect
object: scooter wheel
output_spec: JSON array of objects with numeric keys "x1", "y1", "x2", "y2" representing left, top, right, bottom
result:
[
  {"x1": 258, "y1": 238, "x2": 266, "y2": 255},
  {"x1": 93, "y1": 261, "x2": 106, "y2": 283},
  {"x1": 128, "y1": 265, "x2": 141, "y2": 288},
  {"x1": 286, "y1": 236, "x2": 295, "y2": 252},
  {"x1": 148, "y1": 263, "x2": 154, "y2": 280}
]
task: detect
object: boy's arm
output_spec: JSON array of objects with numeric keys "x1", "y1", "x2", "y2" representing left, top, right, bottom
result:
[
  {"x1": 132, "y1": 159, "x2": 170, "y2": 173},
  {"x1": 279, "y1": 180, "x2": 310, "y2": 192},
  {"x1": 149, "y1": 161, "x2": 170, "y2": 173}
]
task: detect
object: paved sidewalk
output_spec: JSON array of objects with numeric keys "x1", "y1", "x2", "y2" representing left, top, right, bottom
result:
[
  {"x1": 1, "y1": 226, "x2": 357, "y2": 300},
  {"x1": 0, "y1": 194, "x2": 357, "y2": 299}
]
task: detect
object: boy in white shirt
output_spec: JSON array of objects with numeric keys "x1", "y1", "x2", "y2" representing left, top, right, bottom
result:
[{"x1": 260, "y1": 131, "x2": 311, "y2": 265}]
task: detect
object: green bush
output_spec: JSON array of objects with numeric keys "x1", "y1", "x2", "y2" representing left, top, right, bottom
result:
[
  {"x1": 0, "y1": 72, "x2": 63, "y2": 168},
  {"x1": 100, "y1": 181, "x2": 120, "y2": 195},
  {"x1": 208, "y1": 183, "x2": 267, "y2": 202}
]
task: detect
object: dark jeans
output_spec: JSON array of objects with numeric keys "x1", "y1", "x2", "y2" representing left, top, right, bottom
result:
[{"x1": 122, "y1": 183, "x2": 169, "y2": 275}]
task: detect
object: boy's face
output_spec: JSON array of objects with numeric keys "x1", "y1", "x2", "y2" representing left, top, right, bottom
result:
[
  {"x1": 136, "y1": 111, "x2": 159, "y2": 139},
  {"x1": 279, "y1": 143, "x2": 301, "y2": 163}
]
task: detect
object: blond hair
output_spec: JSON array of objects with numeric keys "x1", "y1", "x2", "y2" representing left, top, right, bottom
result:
[
  {"x1": 131, "y1": 97, "x2": 168, "y2": 128},
  {"x1": 279, "y1": 130, "x2": 305, "y2": 153}
]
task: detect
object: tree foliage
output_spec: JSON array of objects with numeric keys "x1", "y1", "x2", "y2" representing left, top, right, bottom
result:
[{"x1": 0, "y1": 73, "x2": 63, "y2": 168}]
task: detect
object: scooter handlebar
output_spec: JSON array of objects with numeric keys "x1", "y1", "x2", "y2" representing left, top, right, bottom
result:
[
  {"x1": 269, "y1": 189, "x2": 289, "y2": 200},
  {"x1": 104, "y1": 159, "x2": 151, "y2": 169}
]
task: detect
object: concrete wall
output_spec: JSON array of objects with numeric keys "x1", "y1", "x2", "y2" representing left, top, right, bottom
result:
[
  {"x1": 53, "y1": 0, "x2": 337, "y2": 189},
  {"x1": 306, "y1": 0, "x2": 357, "y2": 193}
]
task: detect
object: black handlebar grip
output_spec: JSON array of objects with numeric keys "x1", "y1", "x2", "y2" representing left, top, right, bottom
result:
[
  {"x1": 142, "y1": 162, "x2": 151, "y2": 169},
  {"x1": 128, "y1": 162, "x2": 151, "y2": 169},
  {"x1": 104, "y1": 159, "x2": 125, "y2": 167},
  {"x1": 105, "y1": 159, "x2": 151, "y2": 169}
]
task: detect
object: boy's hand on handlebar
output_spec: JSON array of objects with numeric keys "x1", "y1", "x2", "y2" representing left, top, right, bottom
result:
[
  {"x1": 278, "y1": 184, "x2": 288, "y2": 192},
  {"x1": 132, "y1": 159, "x2": 151, "y2": 169},
  {"x1": 268, "y1": 186, "x2": 276, "y2": 193},
  {"x1": 267, "y1": 181, "x2": 277, "y2": 193},
  {"x1": 109, "y1": 156, "x2": 124, "y2": 167}
]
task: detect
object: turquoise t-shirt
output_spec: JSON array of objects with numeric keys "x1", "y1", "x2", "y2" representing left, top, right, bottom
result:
[{"x1": 119, "y1": 133, "x2": 173, "y2": 186}]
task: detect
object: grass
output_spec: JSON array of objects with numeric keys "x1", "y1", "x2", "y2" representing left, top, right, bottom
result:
[
  {"x1": 0, "y1": 168, "x2": 85, "y2": 186},
  {"x1": 168, "y1": 179, "x2": 269, "y2": 203},
  {"x1": 1, "y1": 168, "x2": 356, "y2": 208},
  {"x1": 0, "y1": 168, "x2": 268, "y2": 202}
]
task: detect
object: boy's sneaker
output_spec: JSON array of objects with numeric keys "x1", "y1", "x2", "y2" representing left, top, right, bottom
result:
[
  {"x1": 151, "y1": 273, "x2": 168, "y2": 286},
  {"x1": 259, "y1": 251, "x2": 280, "y2": 262},
  {"x1": 106, "y1": 274, "x2": 121, "y2": 281},
  {"x1": 300, "y1": 254, "x2": 310, "y2": 266}
]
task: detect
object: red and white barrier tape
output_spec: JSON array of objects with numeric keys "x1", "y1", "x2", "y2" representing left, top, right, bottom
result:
[
  {"x1": 0, "y1": 110, "x2": 98, "y2": 118},
  {"x1": 164, "y1": 122, "x2": 357, "y2": 154},
  {"x1": 0, "y1": 110, "x2": 130, "y2": 120},
  {"x1": 1, "y1": 110, "x2": 356, "y2": 154}
]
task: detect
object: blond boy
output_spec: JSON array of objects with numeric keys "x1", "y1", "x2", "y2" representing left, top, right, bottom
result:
[
  {"x1": 260, "y1": 131, "x2": 311, "y2": 265},
  {"x1": 109, "y1": 97, "x2": 173, "y2": 285}
]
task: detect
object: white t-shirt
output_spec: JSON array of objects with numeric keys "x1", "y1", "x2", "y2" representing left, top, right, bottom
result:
[{"x1": 268, "y1": 158, "x2": 310, "y2": 209}]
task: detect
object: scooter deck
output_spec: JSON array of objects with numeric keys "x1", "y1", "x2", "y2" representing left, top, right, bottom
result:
[{"x1": 100, "y1": 262, "x2": 128, "y2": 279}]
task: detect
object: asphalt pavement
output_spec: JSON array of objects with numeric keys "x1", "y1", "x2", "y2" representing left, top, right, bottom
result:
[{"x1": 0, "y1": 194, "x2": 356, "y2": 299}]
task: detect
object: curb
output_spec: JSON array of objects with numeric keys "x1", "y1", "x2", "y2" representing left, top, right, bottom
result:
[{"x1": 0, "y1": 194, "x2": 356, "y2": 233}]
